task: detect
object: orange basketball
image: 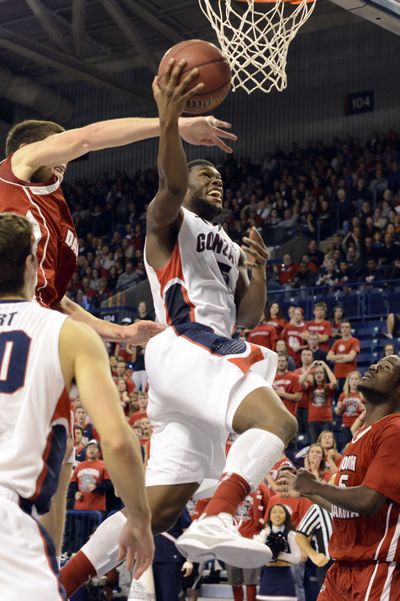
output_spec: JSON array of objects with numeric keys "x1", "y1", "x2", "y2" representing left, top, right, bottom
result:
[{"x1": 158, "y1": 39, "x2": 231, "y2": 115}]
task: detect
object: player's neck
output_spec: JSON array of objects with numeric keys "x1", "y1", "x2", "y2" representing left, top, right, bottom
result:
[
  {"x1": 31, "y1": 166, "x2": 53, "y2": 183},
  {"x1": 365, "y1": 403, "x2": 396, "y2": 425},
  {"x1": 0, "y1": 292, "x2": 28, "y2": 302}
]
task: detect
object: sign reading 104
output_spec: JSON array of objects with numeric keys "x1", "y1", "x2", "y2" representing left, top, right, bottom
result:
[{"x1": 344, "y1": 90, "x2": 374, "y2": 116}]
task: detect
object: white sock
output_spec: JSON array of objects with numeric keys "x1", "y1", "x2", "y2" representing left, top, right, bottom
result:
[
  {"x1": 224, "y1": 428, "x2": 284, "y2": 490},
  {"x1": 81, "y1": 510, "x2": 127, "y2": 575}
]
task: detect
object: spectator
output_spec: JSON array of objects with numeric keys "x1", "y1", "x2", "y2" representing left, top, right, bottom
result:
[
  {"x1": 383, "y1": 342, "x2": 397, "y2": 357},
  {"x1": 302, "y1": 444, "x2": 329, "y2": 481},
  {"x1": 316, "y1": 431, "x2": 342, "y2": 477},
  {"x1": 293, "y1": 349, "x2": 314, "y2": 445},
  {"x1": 306, "y1": 240, "x2": 324, "y2": 269},
  {"x1": 304, "y1": 302, "x2": 333, "y2": 352},
  {"x1": 131, "y1": 344, "x2": 147, "y2": 391},
  {"x1": 74, "y1": 426, "x2": 86, "y2": 463},
  {"x1": 275, "y1": 340, "x2": 297, "y2": 372},
  {"x1": 335, "y1": 370, "x2": 365, "y2": 449},
  {"x1": 306, "y1": 332, "x2": 327, "y2": 362},
  {"x1": 70, "y1": 440, "x2": 112, "y2": 513},
  {"x1": 281, "y1": 307, "x2": 308, "y2": 366},
  {"x1": 128, "y1": 392, "x2": 148, "y2": 426},
  {"x1": 316, "y1": 257, "x2": 339, "y2": 287},
  {"x1": 290, "y1": 261, "x2": 317, "y2": 289},
  {"x1": 327, "y1": 322, "x2": 360, "y2": 389},
  {"x1": 384, "y1": 313, "x2": 400, "y2": 339},
  {"x1": 272, "y1": 355, "x2": 302, "y2": 418},
  {"x1": 276, "y1": 254, "x2": 298, "y2": 287},
  {"x1": 265, "y1": 302, "x2": 287, "y2": 337},
  {"x1": 116, "y1": 260, "x2": 139, "y2": 290},
  {"x1": 137, "y1": 300, "x2": 153, "y2": 320},
  {"x1": 116, "y1": 378, "x2": 131, "y2": 415},
  {"x1": 299, "y1": 360, "x2": 337, "y2": 443},
  {"x1": 114, "y1": 359, "x2": 135, "y2": 394},
  {"x1": 246, "y1": 310, "x2": 278, "y2": 351},
  {"x1": 74, "y1": 405, "x2": 93, "y2": 443},
  {"x1": 330, "y1": 306, "x2": 344, "y2": 339}
]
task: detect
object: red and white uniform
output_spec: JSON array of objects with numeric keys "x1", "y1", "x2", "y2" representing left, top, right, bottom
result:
[
  {"x1": 144, "y1": 208, "x2": 278, "y2": 495},
  {"x1": 306, "y1": 320, "x2": 332, "y2": 352},
  {"x1": 320, "y1": 414, "x2": 400, "y2": 601},
  {"x1": 0, "y1": 300, "x2": 69, "y2": 600},
  {"x1": 273, "y1": 370, "x2": 301, "y2": 416},
  {"x1": 0, "y1": 156, "x2": 78, "y2": 307},
  {"x1": 281, "y1": 321, "x2": 307, "y2": 366}
]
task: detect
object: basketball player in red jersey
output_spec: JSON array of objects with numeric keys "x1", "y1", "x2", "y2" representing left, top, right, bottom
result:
[
  {"x1": 287, "y1": 355, "x2": 400, "y2": 600},
  {"x1": 0, "y1": 112, "x2": 236, "y2": 340}
]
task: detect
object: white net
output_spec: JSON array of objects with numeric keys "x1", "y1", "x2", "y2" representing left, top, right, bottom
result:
[{"x1": 198, "y1": 0, "x2": 317, "y2": 94}]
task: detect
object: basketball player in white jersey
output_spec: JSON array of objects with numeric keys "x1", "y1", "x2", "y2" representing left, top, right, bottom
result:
[
  {"x1": 0, "y1": 213, "x2": 153, "y2": 600},
  {"x1": 60, "y1": 60, "x2": 297, "y2": 596}
]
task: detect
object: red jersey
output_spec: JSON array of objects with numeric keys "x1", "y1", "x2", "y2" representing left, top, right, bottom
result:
[
  {"x1": 306, "y1": 320, "x2": 332, "y2": 352},
  {"x1": 303, "y1": 382, "x2": 336, "y2": 422},
  {"x1": 337, "y1": 391, "x2": 365, "y2": 427},
  {"x1": 246, "y1": 323, "x2": 277, "y2": 350},
  {"x1": 330, "y1": 337, "x2": 360, "y2": 379},
  {"x1": 330, "y1": 414, "x2": 400, "y2": 562},
  {"x1": 265, "y1": 494, "x2": 312, "y2": 529},
  {"x1": 72, "y1": 459, "x2": 110, "y2": 512},
  {"x1": 0, "y1": 156, "x2": 78, "y2": 307},
  {"x1": 273, "y1": 370, "x2": 302, "y2": 416},
  {"x1": 282, "y1": 322, "x2": 307, "y2": 366},
  {"x1": 293, "y1": 367, "x2": 311, "y2": 410}
]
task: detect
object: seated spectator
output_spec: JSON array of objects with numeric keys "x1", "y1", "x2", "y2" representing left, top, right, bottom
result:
[
  {"x1": 246, "y1": 310, "x2": 278, "y2": 350},
  {"x1": 70, "y1": 440, "x2": 112, "y2": 513},
  {"x1": 299, "y1": 360, "x2": 337, "y2": 443},
  {"x1": 316, "y1": 257, "x2": 339, "y2": 287},
  {"x1": 330, "y1": 306, "x2": 344, "y2": 339},
  {"x1": 281, "y1": 307, "x2": 307, "y2": 366},
  {"x1": 272, "y1": 355, "x2": 302, "y2": 418},
  {"x1": 276, "y1": 253, "x2": 298, "y2": 287},
  {"x1": 116, "y1": 260, "x2": 139, "y2": 290},
  {"x1": 327, "y1": 322, "x2": 360, "y2": 390},
  {"x1": 290, "y1": 261, "x2": 317, "y2": 289},
  {"x1": 335, "y1": 371, "x2": 365, "y2": 449},
  {"x1": 116, "y1": 378, "x2": 131, "y2": 415},
  {"x1": 136, "y1": 300, "x2": 154, "y2": 320},
  {"x1": 128, "y1": 391, "x2": 148, "y2": 426},
  {"x1": 265, "y1": 302, "x2": 287, "y2": 337},
  {"x1": 361, "y1": 258, "x2": 385, "y2": 285},
  {"x1": 307, "y1": 239, "x2": 324, "y2": 269},
  {"x1": 275, "y1": 340, "x2": 297, "y2": 372},
  {"x1": 304, "y1": 302, "x2": 332, "y2": 353}
]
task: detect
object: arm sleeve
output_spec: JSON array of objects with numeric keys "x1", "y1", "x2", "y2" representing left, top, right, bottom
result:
[
  {"x1": 362, "y1": 425, "x2": 400, "y2": 504},
  {"x1": 278, "y1": 531, "x2": 302, "y2": 564},
  {"x1": 351, "y1": 338, "x2": 360, "y2": 353}
]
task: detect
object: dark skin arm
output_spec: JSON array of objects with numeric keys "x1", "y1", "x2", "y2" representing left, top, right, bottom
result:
[
  {"x1": 235, "y1": 229, "x2": 269, "y2": 329},
  {"x1": 294, "y1": 468, "x2": 386, "y2": 515},
  {"x1": 146, "y1": 59, "x2": 204, "y2": 270}
]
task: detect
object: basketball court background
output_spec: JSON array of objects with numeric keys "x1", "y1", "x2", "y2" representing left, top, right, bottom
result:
[{"x1": 0, "y1": 1, "x2": 399, "y2": 180}]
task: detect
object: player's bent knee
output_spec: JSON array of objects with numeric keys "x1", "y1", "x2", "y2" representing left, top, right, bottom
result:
[{"x1": 151, "y1": 505, "x2": 181, "y2": 535}]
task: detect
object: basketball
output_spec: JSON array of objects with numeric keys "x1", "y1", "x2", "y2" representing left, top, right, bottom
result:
[{"x1": 158, "y1": 39, "x2": 231, "y2": 115}]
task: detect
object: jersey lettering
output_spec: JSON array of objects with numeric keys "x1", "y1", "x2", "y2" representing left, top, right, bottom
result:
[
  {"x1": 339, "y1": 455, "x2": 357, "y2": 472},
  {"x1": 65, "y1": 229, "x2": 79, "y2": 256},
  {"x1": 0, "y1": 331, "x2": 31, "y2": 393},
  {"x1": 196, "y1": 232, "x2": 234, "y2": 263}
]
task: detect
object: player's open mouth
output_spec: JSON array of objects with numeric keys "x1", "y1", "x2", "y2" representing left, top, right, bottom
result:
[{"x1": 207, "y1": 189, "x2": 222, "y2": 201}]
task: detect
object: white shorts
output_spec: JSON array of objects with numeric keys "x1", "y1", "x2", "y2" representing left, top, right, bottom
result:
[
  {"x1": 144, "y1": 324, "x2": 277, "y2": 489},
  {"x1": 0, "y1": 486, "x2": 65, "y2": 600}
]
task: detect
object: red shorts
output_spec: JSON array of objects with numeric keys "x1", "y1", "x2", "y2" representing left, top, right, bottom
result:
[{"x1": 318, "y1": 561, "x2": 400, "y2": 601}]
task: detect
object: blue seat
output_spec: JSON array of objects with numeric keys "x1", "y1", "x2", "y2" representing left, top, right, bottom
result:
[
  {"x1": 341, "y1": 294, "x2": 361, "y2": 319},
  {"x1": 356, "y1": 325, "x2": 380, "y2": 339},
  {"x1": 387, "y1": 292, "x2": 400, "y2": 314}
]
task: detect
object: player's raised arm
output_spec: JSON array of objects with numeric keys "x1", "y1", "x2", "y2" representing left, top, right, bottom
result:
[
  {"x1": 60, "y1": 318, "x2": 154, "y2": 576},
  {"x1": 147, "y1": 59, "x2": 204, "y2": 233}
]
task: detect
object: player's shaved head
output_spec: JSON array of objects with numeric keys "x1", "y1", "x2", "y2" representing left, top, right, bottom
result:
[
  {"x1": 6, "y1": 119, "x2": 65, "y2": 156},
  {"x1": 359, "y1": 355, "x2": 400, "y2": 405},
  {"x1": 0, "y1": 213, "x2": 33, "y2": 295},
  {"x1": 187, "y1": 159, "x2": 215, "y2": 172}
]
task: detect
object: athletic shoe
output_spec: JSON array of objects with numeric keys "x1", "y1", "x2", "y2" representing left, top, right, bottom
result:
[{"x1": 175, "y1": 512, "x2": 272, "y2": 568}]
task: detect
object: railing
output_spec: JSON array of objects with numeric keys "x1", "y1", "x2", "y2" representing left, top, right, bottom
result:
[
  {"x1": 266, "y1": 278, "x2": 400, "y2": 320},
  {"x1": 63, "y1": 510, "x2": 103, "y2": 555}
]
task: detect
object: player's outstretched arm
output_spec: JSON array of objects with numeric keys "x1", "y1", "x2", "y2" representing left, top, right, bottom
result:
[
  {"x1": 60, "y1": 318, "x2": 154, "y2": 577},
  {"x1": 147, "y1": 59, "x2": 204, "y2": 232},
  {"x1": 11, "y1": 116, "x2": 236, "y2": 182},
  {"x1": 57, "y1": 295, "x2": 164, "y2": 344}
]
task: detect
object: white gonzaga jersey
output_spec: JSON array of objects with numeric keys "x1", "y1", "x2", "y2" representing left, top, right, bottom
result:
[
  {"x1": 145, "y1": 207, "x2": 241, "y2": 337},
  {"x1": 0, "y1": 300, "x2": 69, "y2": 514}
]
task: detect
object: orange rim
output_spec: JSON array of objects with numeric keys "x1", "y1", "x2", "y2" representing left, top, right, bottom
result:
[{"x1": 235, "y1": 1, "x2": 314, "y2": 4}]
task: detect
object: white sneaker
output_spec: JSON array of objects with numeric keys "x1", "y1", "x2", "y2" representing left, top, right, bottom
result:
[{"x1": 175, "y1": 512, "x2": 272, "y2": 568}]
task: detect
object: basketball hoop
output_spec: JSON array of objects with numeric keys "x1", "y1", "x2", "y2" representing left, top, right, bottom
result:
[{"x1": 198, "y1": 0, "x2": 317, "y2": 94}]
